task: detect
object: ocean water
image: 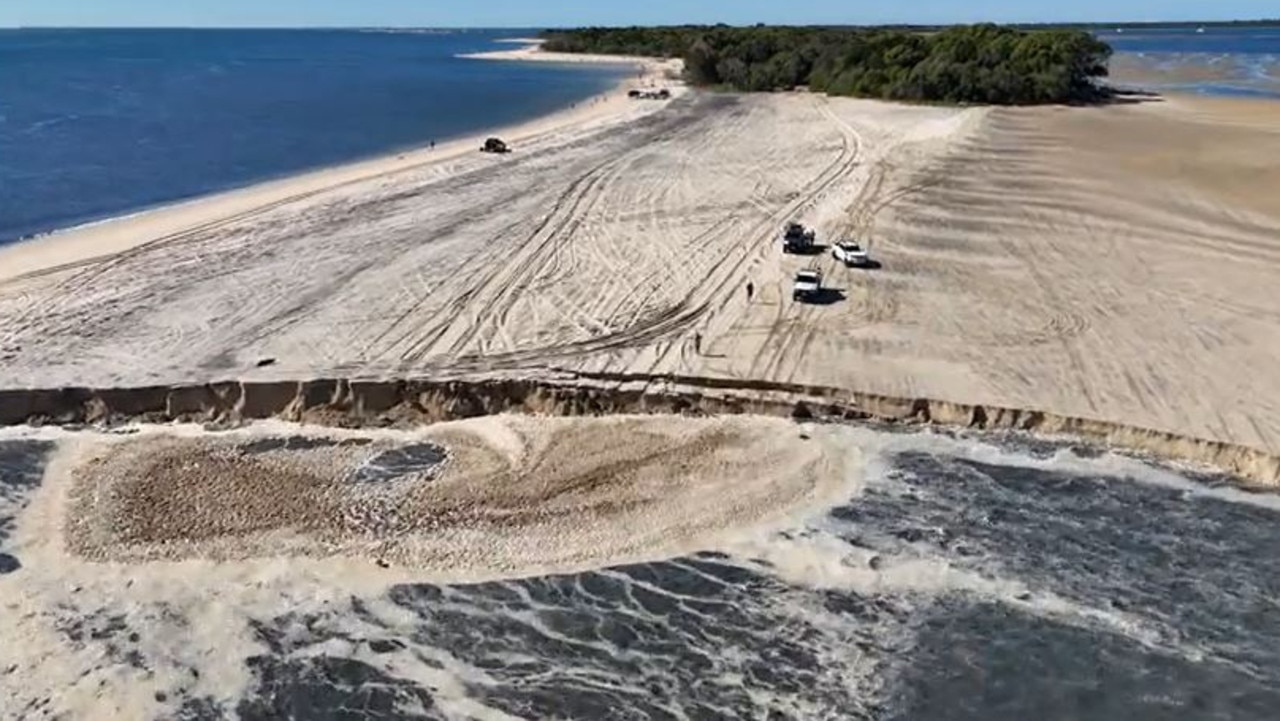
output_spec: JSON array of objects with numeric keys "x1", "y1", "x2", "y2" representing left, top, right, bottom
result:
[
  {"x1": 4, "y1": 427, "x2": 1278, "y2": 720},
  {"x1": 0, "y1": 29, "x2": 630, "y2": 243},
  {"x1": 1103, "y1": 26, "x2": 1280, "y2": 99}
]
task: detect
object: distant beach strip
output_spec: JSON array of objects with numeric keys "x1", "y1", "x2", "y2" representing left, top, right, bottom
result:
[{"x1": 0, "y1": 29, "x2": 632, "y2": 244}]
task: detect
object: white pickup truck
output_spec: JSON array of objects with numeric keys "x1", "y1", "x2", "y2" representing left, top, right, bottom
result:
[
  {"x1": 792, "y1": 268, "x2": 823, "y2": 302},
  {"x1": 832, "y1": 240, "x2": 871, "y2": 267}
]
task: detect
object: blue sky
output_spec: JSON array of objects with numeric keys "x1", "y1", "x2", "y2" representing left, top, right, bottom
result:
[{"x1": 1, "y1": 0, "x2": 1275, "y2": 28}]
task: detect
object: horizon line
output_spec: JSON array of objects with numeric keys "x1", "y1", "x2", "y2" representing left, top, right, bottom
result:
[{"x1": 5, "y1": 18, "x2": 1280, "y2": 31}]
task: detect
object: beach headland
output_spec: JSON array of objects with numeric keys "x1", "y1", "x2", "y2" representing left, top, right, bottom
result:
[
  {"x1": 2, "y1": 42, "x2": 1280, "y2": 481},
  {"x1": 0, "y1": 34, "x2": 1278, "y2": 456},
  {"x1": 460, "y1": 37, "x2": 682, "y2": 73},
  {"x1": 7, "y1": 34, "x2": 1280, "y2": 721}
]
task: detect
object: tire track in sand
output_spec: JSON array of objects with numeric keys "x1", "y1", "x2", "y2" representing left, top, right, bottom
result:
[{"x1": 745, "y1": 101, "x2": 868, "y2": 384}]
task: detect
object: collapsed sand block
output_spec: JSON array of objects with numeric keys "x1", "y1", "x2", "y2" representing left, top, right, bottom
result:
[
  {"x1": 298, "y1": 378, "x2": 342, "y2": 411},
  {"x1": 83, "y1": 386, "x2": 170, "y2": 422},
  {"x1": 237, "y1": 381, "x2": 303, "y2": 420},
  {"x1": 349, "y1": 380, "x2": 404, "y2": 415},
  {"x1": 413, "y1": 381, "x2": 491, "y2": 421},
  {"x1": 979, "y1": 406, "x2": 1044, "y2": 431},
  {"x1": 926, "y1": 400, "x2": 985, "y2": 427},
  {"x1": 166, "y1": 383, "x2": 236, "y2": 421},
  {"x1": 0, "y1": 387, "x2": 92, "y2": 425},
  {"x1": 324, "y1": 379, "x2": 357, "y2": 411}
]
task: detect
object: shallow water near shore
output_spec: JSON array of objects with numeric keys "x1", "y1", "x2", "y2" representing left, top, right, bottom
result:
[
  {"x1": 0, "y1": 29, "x2": 628, "y2": 243},
  {"x1": 1107, "y1": 26, "x2": 1280, "y2": 99},
  {"x1": 2, "y1": 421, "x2": 1277, "y2": 720}
]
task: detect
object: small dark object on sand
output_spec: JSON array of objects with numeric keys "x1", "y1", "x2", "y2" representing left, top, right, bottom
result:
[
  {"x1": 481, "y1": 137, "x2": 510, "y2": 154},
  {"x1": 255, "y1": 358, "x2": 277, "y2": 368}
]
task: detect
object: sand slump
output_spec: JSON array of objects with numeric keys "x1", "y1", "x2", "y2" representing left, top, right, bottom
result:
[
  {"x1": 56, "y1": 414, "x2": 850, "y2": 573},
  {"x1": 1, "y1": 374, "x2": 1278, "y2": 488}
]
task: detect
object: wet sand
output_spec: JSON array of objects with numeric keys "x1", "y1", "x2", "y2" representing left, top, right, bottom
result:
[{"x1": 56, "y1": 415, "x2": 851, "y2": 574}]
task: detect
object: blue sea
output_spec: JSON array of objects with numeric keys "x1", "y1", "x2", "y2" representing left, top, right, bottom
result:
[
  {"x1": 3, "y1": 27, "x2": 1276, "y2": 247},
  {"x1": 1102, "y1": 26, "x2": 1280, "y2": 99},
  {"x1": 0, "y1": 29, "x2": 629, "y2": 243}
]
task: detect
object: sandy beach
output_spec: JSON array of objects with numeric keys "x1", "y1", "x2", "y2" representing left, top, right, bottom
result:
[
  {"x1": 459, "y1": 38, "x2": 681, "y2": 70},
  {"x1": 5, "y1": 39, "x2": 1280, "y2": 720},
  {"x1": 0, "y1": 43, "x2": 677, "y2": 284},
  {"x1": 3, "y1": 70, "x2": 1279, "y2": 457}
]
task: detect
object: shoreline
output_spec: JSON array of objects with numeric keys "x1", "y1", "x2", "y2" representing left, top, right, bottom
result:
[
  {"x1": 7, "y1": 42, "x2": 1262, "y2": 284},
  {"x1": 2, "y1": 52, "x2": 1277, "y2": 480},
  {"x1": 1109, "y1": 50, "x2": 1280, "y2": 102},
  {"x1": 0, "y1": 43, "x2": 676, "y2": 284},
  {"x1": 459, "y1": 40, "x2": 680, "y2": 70}
]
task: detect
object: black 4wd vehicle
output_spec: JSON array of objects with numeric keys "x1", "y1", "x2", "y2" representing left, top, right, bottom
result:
[{"x1": 481, "y1": 137, "x2": 510, "y2": 154}]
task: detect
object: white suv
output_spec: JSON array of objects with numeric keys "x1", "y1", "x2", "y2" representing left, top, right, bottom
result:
[
  {"x1": 832, "y1": 240, "x2": 871, "y2": 267},
  {"x1": 792, "y1": 269, "x2": 822, "y2": 302}
]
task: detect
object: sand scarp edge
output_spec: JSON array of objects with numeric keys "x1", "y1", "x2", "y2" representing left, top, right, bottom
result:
[{"x1": 0, "y1": 373, "x2": 1276, "y2": 487}]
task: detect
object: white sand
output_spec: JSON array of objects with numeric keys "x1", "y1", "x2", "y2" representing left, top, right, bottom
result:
[
  {"x1": 0, "y1": 47, "x2": 677, "y2": 285},
  {"x1": 460, "y1": 39, "x2": 683, "y2": 73},
  {"x1": 1, "y1": 64, "x2": 1278, "y2": 455},
  {"x1": 8, "y1": 45, "x2": 1280, "y2": 717},
  {"x1": 0, "y1": 93, "x2": 974, "y2": 386}
]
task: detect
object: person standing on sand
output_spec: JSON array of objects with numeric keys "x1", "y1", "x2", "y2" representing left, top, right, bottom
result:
[
  {"x1": 694, "y1": 332, "x2": 702, "y2": 355},
  {"x1": 746, "y1": 282, "x2": 755, "y2": 302}
]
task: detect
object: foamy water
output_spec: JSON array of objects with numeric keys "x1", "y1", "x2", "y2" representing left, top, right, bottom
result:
[{"x1": 2, "y1": 420, "x2": 1278, "y2": 720}]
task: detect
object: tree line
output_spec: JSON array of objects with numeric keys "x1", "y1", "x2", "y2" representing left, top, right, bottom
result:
[{"x1": 541, "y1": 24, "x2": 1114, "y2": 105}]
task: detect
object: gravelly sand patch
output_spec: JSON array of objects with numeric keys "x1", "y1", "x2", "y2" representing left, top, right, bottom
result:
[{"x1": 59, "y1": 415, "x2": 854, "y2": 572}]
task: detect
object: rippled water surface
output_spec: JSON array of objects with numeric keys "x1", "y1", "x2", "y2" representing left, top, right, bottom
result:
[
  {"x1": 1105, "y1": 26, "x2": 1280, "y2": 99},
  {"x1": 3, "y1": 429, "x2": 1278, "y2": 720}
]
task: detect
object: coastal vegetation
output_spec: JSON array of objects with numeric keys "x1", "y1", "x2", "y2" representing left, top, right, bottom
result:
[{"x1": 542, "y1": 24, "x2": 1113, "y2": 104}]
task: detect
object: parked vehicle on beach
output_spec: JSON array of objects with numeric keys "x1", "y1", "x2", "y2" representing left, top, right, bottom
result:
[
  {"x1": 481, "y1": 137, "x2": 510, "y2": 154},
  {"x1": 792, "y1": 268, "x2": 823, "y2": 302},
  {"x1": 832, "y1": 239, "x2": 871, "y2": 267},
  {"x1": 629, "y1": 88, "x2": 672, "y2": 100},
  {"x1": 781, "y1": 222, "x2": 816, "y2": 254}
]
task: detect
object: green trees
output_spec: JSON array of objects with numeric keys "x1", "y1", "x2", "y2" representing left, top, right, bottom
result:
[{"x1": 541, "y1": 24, "x2": 1113, "y2": 105}]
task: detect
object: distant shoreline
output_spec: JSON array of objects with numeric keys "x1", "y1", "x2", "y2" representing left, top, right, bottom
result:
[
  {"x1": 6, "y1": 21, "x2": 1278, "y2": 30},
  {"x1": 0, "y1": 36, "x2": 648, "y2": 250},
  {"x1": 459, "y1": 39, "x2": 681, "y2": 71},
  {"x1": 0, "y1": 40, "x2": 678, "y2": 281}
]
